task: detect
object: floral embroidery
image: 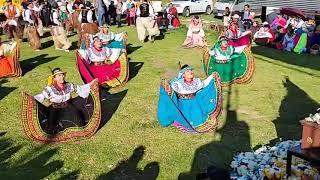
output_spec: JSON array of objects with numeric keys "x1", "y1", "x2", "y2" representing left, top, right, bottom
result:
[{"x1": 172, "y1": 78, "x2": 203, "y2": 94}]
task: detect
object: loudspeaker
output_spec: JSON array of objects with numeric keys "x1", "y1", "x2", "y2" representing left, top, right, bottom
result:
[{"x1": 261, "y1": 6, "x2": 267, "y2": 22}]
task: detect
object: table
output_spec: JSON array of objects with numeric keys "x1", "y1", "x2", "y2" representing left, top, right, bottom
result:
[{"x1": 286, "y1": 145, "x2": 320, "y2": 177}]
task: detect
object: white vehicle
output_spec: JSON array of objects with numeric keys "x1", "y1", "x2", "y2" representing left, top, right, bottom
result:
[
  {"x1": 213, "y1": 0, "x2": 320, "y2": 18},
  {"x1": 171, "y1": 0, "x2": 213, "y2": 17}
]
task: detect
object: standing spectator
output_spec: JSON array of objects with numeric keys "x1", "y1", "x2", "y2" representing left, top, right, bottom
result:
[
  {"x1": 128, "y1": 3, "x2": 136, "y2": 25},
  {"x1": 223, "y1": 6, "x2": 231, "y2": 30},
  {"x1": 241, "y1": 4, "x2": 253, "y2": 30},
  {"x1": 167, "y1": 3, "x2": 180, "y2": 29},
  {"x1": 116, "y1": 0, "x2": 123, "y2": 27},
  {"x1": 41, "y1": 0, "x2": 51, "y2": 27},
  {"x1": 96, "y1": 0, "x2": 106, "y2": 26},
  {"x1": 109, "y1": 1, "x2": 117, "y2": 25},
  {"x1": 103, "y1": 0, "x2": 111, "y2": 25}
]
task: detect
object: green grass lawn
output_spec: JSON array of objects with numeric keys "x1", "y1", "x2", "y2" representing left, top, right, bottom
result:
[{"x1": 1, "y1": 18, "x2": 320, "y2": 180}]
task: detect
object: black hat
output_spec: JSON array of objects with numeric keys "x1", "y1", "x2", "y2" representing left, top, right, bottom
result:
[
  {"x1": 85, "y1": 1, "x2": 91, "y2": 8},
  {"x1": 51, "y1": 68, "x2": 66, "y2": 76}
]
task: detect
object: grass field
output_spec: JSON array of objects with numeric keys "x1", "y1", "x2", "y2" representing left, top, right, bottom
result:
[{"x1": 1, "y1": 17, "x2": 320, "y2": 180}]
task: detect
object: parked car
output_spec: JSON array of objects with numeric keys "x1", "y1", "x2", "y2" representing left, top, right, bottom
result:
[
  {"x1": 171, "y1": 0, "x2": 213, "y2": 17},
  {"x1": 213, "y1": 0, "x2": 320, "y2": 18}
]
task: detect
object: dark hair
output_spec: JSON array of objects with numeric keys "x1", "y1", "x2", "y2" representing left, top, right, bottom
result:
[
  {"x1": 181, "y1": 64, "x2": 190, "y2": 70},
  {"x1": 244, "y1": 4, "x2": 249, "y2": 8},
  {"x1": 194, "y1": 15, "x2": 200, "y2": 19},
  {"x1": 277, "y1": 25, "x2": 284, "y2": 30},
  {"x1": 85, "y1": 1, "x2": 91, "y2": 7},
  {"x1": 52, "y1": 2, "x2": 58, "y2": 9}
]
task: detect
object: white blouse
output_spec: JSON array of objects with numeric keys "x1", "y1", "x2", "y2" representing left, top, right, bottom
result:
[
  {"x1": 86, "y1": 47, "x2": 111, "y2": 63},
  {"x1": 34, "y1": 83, "x2": 91, "y2": 104},
  {"x1": 171, "y1": 75, "x2": 213, "y2": 94}
]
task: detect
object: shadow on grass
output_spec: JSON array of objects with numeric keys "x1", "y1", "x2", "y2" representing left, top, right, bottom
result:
[
  {"x1": 128, "y1": 60, "x2": 144, "y2": 82},
  {"x1": 126, "y1": 43, "x2": 142, "y2": 55},
  {"x1": 252, "y1": 46, "x2": 320, "y2": 71},
  {"x1": 0, "y1": 132, "x2": 64, "y2": 179},
  {"x1": 41, "y1": 40, "x2": 55, "y2": 49},
  {"x1": 179, "y1": 85, "x2": 251, "y2": 180},
  {"x1": 20, "y1": 54, "x2": 59, "y2": 75},
  {"x1": 40, "y1": 31, "x2": 52, "y2": 39},
  {"x1": 97, "y1": 146, "x2": 160, "y2": 180},
  {"x1": 270, "y1": 77, "x2": 319, "y2": 144},
  {"x1": 0, "y1": 79, "x2": 16, "y2": 100},
  {"x1": 99, "y1": 89, "x2": 128, "y2": 129},
  {"x1": 69, "y1": 41, "x2": 78, "y2": 51}
]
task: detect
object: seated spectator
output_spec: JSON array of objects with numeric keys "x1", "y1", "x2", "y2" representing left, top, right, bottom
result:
[
  {"x1": 254, "y1": 22, "x2": 274, "y2": 46},
  {"x1": 270, "y1": 13, "x2": 287, "y2": 31},
  {"x1": 249, "y1": 21, "x2": 260, "y2": 38},
  {"x1": 282, "y1": 28, "x2": 296, "y2": 51},
  {"x1": 309, "y1": 24, "x2": 320, "y2": 47},
  {"x1": 306, "y1": 19, "x2": 316, "y2": 32}
]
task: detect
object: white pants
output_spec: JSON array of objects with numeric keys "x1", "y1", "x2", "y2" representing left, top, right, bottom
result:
[{"x1": 136, "y1": 17, "x2": 160, "y2": 41}]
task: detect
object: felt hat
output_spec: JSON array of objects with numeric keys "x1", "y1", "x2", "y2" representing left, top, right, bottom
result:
[
  {"x1": 219, "y1": 36, "x2": 228, "y2": 42},
  {"x1": 92, "y1": 36, "x2": 101, "y2": 42},
  {"x1": 85, "y1": 1, "x2": 91, "y2": 9},
  {"x1": 47, "y1": 68, "x2": 66, "y2": 86},
  {"x1": 232, "y1": 14, "x2": 240, "y2": 19}
]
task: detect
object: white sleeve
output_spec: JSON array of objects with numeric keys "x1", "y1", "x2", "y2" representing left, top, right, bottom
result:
[
  {"x1": 202, "y1": 74, "x2": 213, "y2": 88},
  {"x1": 87, "y1": 10, "x2": 93, "y2": 23},
  {"x1": 34, "y1": 88, "x2": 50, "y2": 103},
  {"x1": 209, "y1": 49, "x2": 216, "y2": 56},
  {"x1": 78, "y1": 12, "x2": 82, "y2": 23},
  {"x1": 149, "y1": 5, "x2": 155, "y2": 17},
  {"x1": 136, "y1": 8, "x2": 141, "y2": 16},
  {"x1": 67, "y1": 4, "x2": 73, "y2": 13},
  {"x1": 53, "y1": 12, "x2": 60, "y2": 25},
  {"x1": 25, "y1": 10, "x2": 34, "y2": 24},
  {"x1": 75, "y1": 84, "x2": 91, "y2": 98}
]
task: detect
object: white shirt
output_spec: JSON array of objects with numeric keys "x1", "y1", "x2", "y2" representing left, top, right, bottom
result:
[
  {"x1": 34, "y1": 83, "x2": 91, "y2": 104},
  {"x1": 52, "y1": 10, "x2": 61, "y2": 26},
  {"x1": 171, "y1": 75, "x2": 213, "y2": 94},
  {"x1": 67, "y1": 3, "x2": 74, "y2": 13},
  {"x1": 24, "y1": 9, "x2": 34, "y2": 24},
  {"x1": 33, "y1": 5, "x2": 42, "y2": 12},
  {"x1": 86, "y1": 47, "x2": 111, "y2": 63},
  {"x1": 87, "y1": 10, "x2": 93, "y2": 23},
  {"x1": 103, "y1": 0, "x2": 110, "y2": 8}
]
